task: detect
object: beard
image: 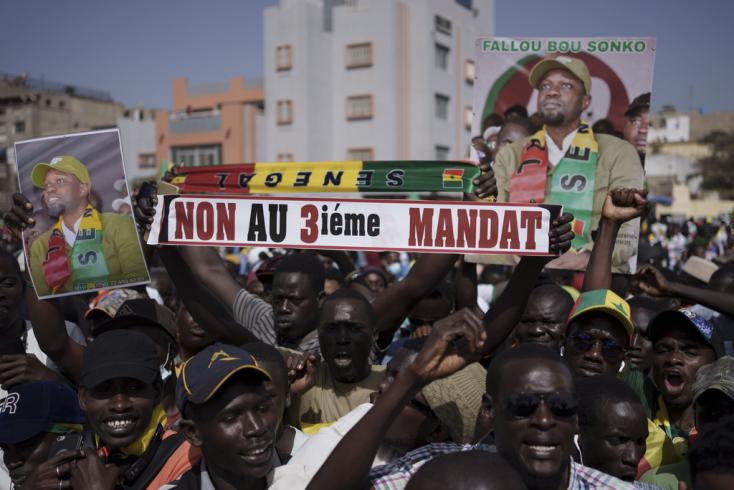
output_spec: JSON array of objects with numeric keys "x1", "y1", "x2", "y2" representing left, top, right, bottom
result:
[
  {"x1": 539, "y1": 108, "x2": 566, "y2": 126},
  {"x1": 45, "y1": 201, "x2": 66, "y2": 218}
]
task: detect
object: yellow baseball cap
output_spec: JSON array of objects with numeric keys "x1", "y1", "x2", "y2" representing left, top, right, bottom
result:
[
  {"x1": 529, "y1": 56, "x2": 592, "y2": 95},
  {"x1": 567, "y1": 289, "x2": 633, "y2": 338},
  {"x1": 31, "y1": 155, "x2": 91, "y2": 189}
]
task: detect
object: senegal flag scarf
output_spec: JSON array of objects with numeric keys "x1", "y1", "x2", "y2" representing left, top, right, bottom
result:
[
  {"x1": 169, "y1": 161, "x2": 480, "y2": 194},
  {"x1": 509, "y1": 122, "x2": 598, "y2": 249},
  {"x1": 42, "y1": 204, "x2": 110, "y2": 293}
]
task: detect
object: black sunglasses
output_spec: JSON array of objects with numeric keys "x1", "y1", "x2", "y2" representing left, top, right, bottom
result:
[
  {"x1": 506, "y1": 392, "x2": 578, "y2": 418},
  {"x1": 567, "y1": 332, "x2": 625, "y2": 361}
]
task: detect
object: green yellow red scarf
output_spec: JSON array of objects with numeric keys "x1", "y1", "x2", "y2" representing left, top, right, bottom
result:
[
  {"x1": 43, "y1": 204, "x2": 110, "y2": 293},
  {"x1": 509, "y1": 121, "x2": 598, "y2": 249}
]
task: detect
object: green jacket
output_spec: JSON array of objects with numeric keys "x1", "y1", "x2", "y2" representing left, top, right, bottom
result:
[
  {"x1": 493, "y1": 133, "x2": 644, "y2": 273},
  {"x1": 30, "y1": 212, "x2": 149, "y2": 296}
]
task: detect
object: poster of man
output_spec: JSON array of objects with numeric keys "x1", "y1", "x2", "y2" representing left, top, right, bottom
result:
[
  {"x1": 13, "y1": 129, "x2": 149, "y2": 298},
  {"x1": 470, "y1": 37, "x2": 655, "y2": 273}
]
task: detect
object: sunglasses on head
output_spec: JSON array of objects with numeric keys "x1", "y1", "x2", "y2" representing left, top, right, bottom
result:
[
  {"x1": 506, "y1": 392, "x2": 578, "y2": 418},
  {"x1": 567, "y1": 332, "x2": 625, "y2": 361}
]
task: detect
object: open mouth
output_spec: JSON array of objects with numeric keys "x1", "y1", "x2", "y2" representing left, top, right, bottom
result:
[
  {"x1": 664, "y1": 370, "x2": 686, "y2": 396},
  {"x1": 239, "y1": 444, "x2": 272, "y2": 466},
  {"x1": 522, "y1": 441, "x2": 560, "y2": 459},
  {"x1": 333, "y1": 352, "x2": 352, "y2": 368},
  {"x1": 577, "y1": 363, "x2": 604, "y2": 377},
  {"x1": 102, "y1": 415, "x2": 138, "y2": 435}
]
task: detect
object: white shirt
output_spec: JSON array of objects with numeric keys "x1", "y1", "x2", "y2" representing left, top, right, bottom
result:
[
  {"x1": 61, "y1": 216, "x2": 83, "y2": 246},
  {"x1": 547, "y1": 129, "x2": 579, "y2": 166}
]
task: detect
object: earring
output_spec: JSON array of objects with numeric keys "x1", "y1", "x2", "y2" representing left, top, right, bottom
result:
[
  {"x1": 573, "y1": 434, "x2": 583, "y2": 465},
  {"x1": 560, "y1": 346, "x2": 565, "y2": 356},
  {"x1": 618, "y1": 360, "x2": 625, "y2": 373}
]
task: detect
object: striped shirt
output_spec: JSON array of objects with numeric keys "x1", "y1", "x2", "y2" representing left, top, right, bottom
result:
[{"x1": 368, "y1": 443, "x2": 663, "y2": 490}]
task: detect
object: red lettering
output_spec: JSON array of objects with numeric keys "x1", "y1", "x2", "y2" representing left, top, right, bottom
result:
[
  {"x1": 521, "y1": 210, "x2": 542, "y2": 250},
  {"x1": 301, "y1": 205, "x2": 318, "y2": 243},
  {"x1": 500, "y1": 210, "x2": 520, "y2": 250},
  {"x1": 478, "y1": 209, "x2": 498, "y2": 249},
  {"x1": 434, "y1": 208, "x2": 455, "y2": 248},
  {"x1": 175, "y1": 201, "x2": 195, "y2": 240},
  {"x1": 456, "y1": 209, "x2": 477, "y2": 248},
  {"x1": 196, "y1": 202, "x2": 214, "y2": 240},
  {"x1": 408, "y1": 208, "x2": 434, "y2": 247},
  {"x1": 216, "y1": 203, "x2": 236, "y2": 241}
]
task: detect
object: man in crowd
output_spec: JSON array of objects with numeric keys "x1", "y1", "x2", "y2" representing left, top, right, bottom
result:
[
  {"x1": 576, "y1": 375, "x2": 649, "y2": 482},
  {"x1": 623, "y1": 93, "x2": 650, "y2": 167},
  {"x1": 511, "y1": 284, "x2": 574, "y2": 351},
  {"x1": 4, "y1": 156, "x2": 148, "y2": 296},
  {"x1": 165, "y1": 343, "x2": 280, "y2": 489},
  {"x1": 405, "y1": 452, "x2": 528, "y2": 490},
  {"x1": 687, "y1": 415, "x2": 734, "y2": 490},
  {"x1": 71, "y1": 330, "x2": 200, "y2": 489},
  {"x1": 493, "y1": 56, "x2": 644, "y2": 272},
  {"x1": 0, "y1": 381, "x2": 87, "y2": 488}
]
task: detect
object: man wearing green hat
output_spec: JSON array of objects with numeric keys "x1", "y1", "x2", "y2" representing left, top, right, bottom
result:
[
  {"x1": 493, "y1": 55, "x2": 644, "y2": 273},
  {"x1": 24, "y1": 155, "x2": 148, "y2": 295}
]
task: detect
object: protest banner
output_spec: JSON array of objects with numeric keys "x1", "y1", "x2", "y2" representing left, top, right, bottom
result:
[
  {"x1": 15, "y1": 129, "x2": 150, "y2": 299},
  {"x1": 169, "y1": 161, "x2": 481, "y2": 194},
  {"x1": 148, "y1": 195, "x2": 561, "y2": 257},
  {"x1": 469, "y1": 37, "x2": 655, "y2": 273}
]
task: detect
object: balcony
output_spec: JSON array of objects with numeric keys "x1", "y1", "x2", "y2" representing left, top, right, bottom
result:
[{"x1": 168, "y1": 112, "x2": 221, "y2": 133}]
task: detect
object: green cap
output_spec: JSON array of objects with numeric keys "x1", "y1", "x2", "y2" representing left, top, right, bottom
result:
[
  {"x1": 31, "y1": 155, "x2": 91, "y2": 189},
  {"x1": 529, "y1": 56, "x2": 592, "y2": 95},
  {"x1": 693, "y1": 356, "x2": 734, "y2": 404},
  {"x1": 567, "y1": 289, "x2": 633, "y2": 338}
]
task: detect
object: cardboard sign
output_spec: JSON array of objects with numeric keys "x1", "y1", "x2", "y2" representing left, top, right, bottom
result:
[{"x1": 148, "y1": 195, "x2": 561, "y2": 256}]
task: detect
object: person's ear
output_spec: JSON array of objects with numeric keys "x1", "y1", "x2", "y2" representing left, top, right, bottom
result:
[
  {"x1": 179, "y1": 419, "x2": 203, "y2": 447},
  {"x1": 284, "y1": 386, "x2": 292, "y2": 408},
  {"x1": 581, "y1": 94, "x2": 592, "y2": 113},
  {"x1": 78, "y1": 386, "x2": 88, "y2": 411},
  {"x1": 317, "y1": 290, "x2": 326, "y2": 306}
]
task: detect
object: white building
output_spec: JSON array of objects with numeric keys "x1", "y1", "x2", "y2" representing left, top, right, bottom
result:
[
  {"x1": 264, "y1": 0, "x2": 493, "y2": 162},
  {"x1": 649, "y1": 111, "x2": 690, "y2": 143},
  {"x1": 117, "y1": 108, "x2": 157, "y2": 183}
]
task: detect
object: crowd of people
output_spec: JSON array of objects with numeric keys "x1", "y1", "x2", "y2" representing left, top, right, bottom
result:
[{"x1": 0, "y1": 57, "x2": 732, "y2": 490}]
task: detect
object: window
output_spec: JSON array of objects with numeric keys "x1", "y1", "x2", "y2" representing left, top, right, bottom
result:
[
  {"x1": 435, "y1": 145, "x2": 450, "y2": 160},
  {"x1": 276, "y1": 152, "x2": 294, "y2": 162},
  {"x1": 435, "y1": 94, "x2": 449, "y2": 120},
  {"x1": 347, "y1": 148, "x2": 374, "y2": 160},
  {"x1": 346, "y1": 95, "x2": 373, "y2": 120},
  {"x1": 435, "y1": 43, "x2": 449, "y2": 70},
  {"x1": 276, "y1": 45, "x2": 293, "y2": 71},
  {"x1": 464, "y1": 59, "x2": 475, "y2": 84},
  {"x1": 464, "y1": 106, "x2": 473, "y2": 129},
  {"x1": 14, "y1": 121, "x2": 25, "y2": 134},
  {"x1": 138, "y1": 153, "x2": 156, "y2": 169},
  {"x1": 346, "y1": 42, "x2": 373, "y2": 69},
  {"x1": 435, "y1": 15, "x2": 452, "y2": 35},
  {"x1": 276, "y1": 100, "x2": 293, "y2": 125},
  {"x1": 456, "y1": 0, "x2": 472, "y2": 9},
  {"x1": 171, "y1": 145, "x2": 222, "y2": 166}
]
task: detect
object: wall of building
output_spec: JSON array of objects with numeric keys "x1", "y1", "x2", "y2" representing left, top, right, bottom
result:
[{"x1": 118, "y1": 109, "x2": 157, "y2": 182}]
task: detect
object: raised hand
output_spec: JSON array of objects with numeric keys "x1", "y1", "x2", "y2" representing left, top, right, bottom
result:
[
  {"x1": 18, "y1": 449, "x2": 84, "y2": 490},
  {"x1": 131, "y1": 182, "x2": 158, "y2": 233},
  {"x1": 0, "y1": 354, "x2": 58, "y2": 389},
  {"x1": 549, "y1": 212, "x2": 575, "y2": 256},
  {"x1": 2, "y1": 193, "x2": 35, "y2": 240},
  {"x1": 636, "y1": 264, "x2": 672, "y2": 297},
  {"x1": 407, "y1": 308, "x2": 486, "y2": 386},
  {"x1": 602, "y1": 188, "x2": 649, "y2": 223},
  {"x1": 69, "y1": 450, "x2": 120, "y2": 490},
  {"x1": 286, "y1": 352, "x2": 320, "y2": 394}
]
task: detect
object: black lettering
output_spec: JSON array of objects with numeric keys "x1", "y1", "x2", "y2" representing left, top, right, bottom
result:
[
  {"x1": 265, "y1": 173, "x2": 283, "y2": 188},
  {"x1": 77, "y1": 251, "x2": 97, "y2": 265},
  {"x1": 323, "y1": 171, "x2": 343, "y2": 186},
  {"x1": 344, "y1": 214, "x2": 366, "y2": 236},
  {"x1": 560, "y1": 174, "x2": 587, "y2": 192},
  {"x1": 77, "y1": 229, "x2": 96, "y2": 241},
  {"x1": 367, "y1": 214, "x2": 380, "y2": 236},
  {"x1": 247, "y1": 204, "x2": 267, "y2": 241},
  {"x1": 356, "y1": 170, "x2": 374, "y2": 187},
  {"x1": 215, "y1": 172, "x2": 229, "y2": 188},
  {"x1": 294, "y1": 172, "x2": 311, "y2": 187},
  {"x1": 330, "y1": 212, "x2": 342, "y2": 235},
  {"x1": 565, "y1": 146, "x2": 591, "y2": 161},
  {"x1": 268, "y1": 204, "x2": 287, "y2": 242},
  {"x1": 386, "y1": 169, "x2": 405, "y2": 187},
  {"x1": 517, "y1": 158, "x2": 542, "y2": 175},
  {"x1": 239, "y1": 173, "x2": 255, "y2": 188}
]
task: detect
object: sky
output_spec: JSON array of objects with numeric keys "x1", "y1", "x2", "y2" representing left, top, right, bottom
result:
[{"x1": 2, "y1": 0, "x2": 733, "y2": 113}]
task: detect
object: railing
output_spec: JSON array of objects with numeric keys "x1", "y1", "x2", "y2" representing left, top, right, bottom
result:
[{"x1": 0, "y1": 72, "x2": 113, "y2": 101}]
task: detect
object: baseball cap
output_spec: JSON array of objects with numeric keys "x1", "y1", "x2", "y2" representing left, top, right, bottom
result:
[
  {"x1": 0, "y1": 381, "x2": 87, "y2": 444},
  {"x1": 92, "y1": 298, "x2": 176, "y2": 343},
  {"x1": 649, "y1": 308, "x2": 725, "y2": 358},
  {"x1": 567, "y1": 289, "x2": 634, "y2": 337},
  {"x1": 693, "y1": 356, "x2": 734, "y2": 404},
  {"x1": 81, "y1": 330, "x2": 161, "y2": 389},
  {"x1": 176, "y1": 343, "x2": 271, "y2": 415},
  {"x1": 624, "y1": 92, "x2": 651, "y2": 117},
  {"x1": 31, "y1": 155, "x2": 91, "y2": 189},
  {"x1": 85, "y1": 288, "x2": 144, "y2": 320},
  {"x1": 529, "y1": 56, "x2": 592, "y2": 95}
]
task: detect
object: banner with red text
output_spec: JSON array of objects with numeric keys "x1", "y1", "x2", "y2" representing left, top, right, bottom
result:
[{"x1": 148, "y1": 195, "x2": 561, "y2": 256}]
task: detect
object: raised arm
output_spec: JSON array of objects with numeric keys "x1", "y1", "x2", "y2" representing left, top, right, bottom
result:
[
  {"x1": 481, "y1": 212, "x2": 575, "y2": 356},
  {"x1": 583, "y1": 188, "x2": 648, "y2": 292},
  {"x1": 305, "y1": 310, "x2": 486, "y2": 490},
  {"x1": 454, "y1": 257, "x2": 478, "y2": 311}
]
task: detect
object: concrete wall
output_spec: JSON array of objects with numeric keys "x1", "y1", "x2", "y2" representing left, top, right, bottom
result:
[{"x1": 118, "y1": 110, "x2": 157, "y2": 182}]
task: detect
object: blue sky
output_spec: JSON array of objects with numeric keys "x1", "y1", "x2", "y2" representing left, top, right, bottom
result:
[{"x1": 2, "y1": 0, "x2": 732, "y2": 112}]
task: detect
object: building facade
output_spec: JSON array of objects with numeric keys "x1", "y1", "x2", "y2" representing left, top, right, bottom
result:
[
  {"x1": 264, "y1": 0, "x2": 493, "y2": 162},
  {"x1": 118, "y1": 108, "x2": 158, "y2": 183},
  {"x1": 155, "y1": 77, "x2": 265, "y2": 167}
]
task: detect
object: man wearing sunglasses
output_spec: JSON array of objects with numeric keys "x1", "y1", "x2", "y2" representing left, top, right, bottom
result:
[{"x1": 562, "y1": 289, "x2": 634, "y2": 377}]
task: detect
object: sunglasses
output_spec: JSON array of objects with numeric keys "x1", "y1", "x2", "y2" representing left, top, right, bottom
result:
[
  {"x1": 506, "y1": 392, "x2": 578, "y2": 418},
  {"x1": 567, "y1": 332, "x2": 626, "y2": 361}
]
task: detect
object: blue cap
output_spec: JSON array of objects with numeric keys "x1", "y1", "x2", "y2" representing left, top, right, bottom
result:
[
  {"x1": 649, "y1": 308, "x2": 725, "y2": 358},
  {"x1": 0, "y1": 381, "x2": 86, "y2": 444},
  {"x1": 176, "y1": 343, "x2": 271, "y2": 415}
]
